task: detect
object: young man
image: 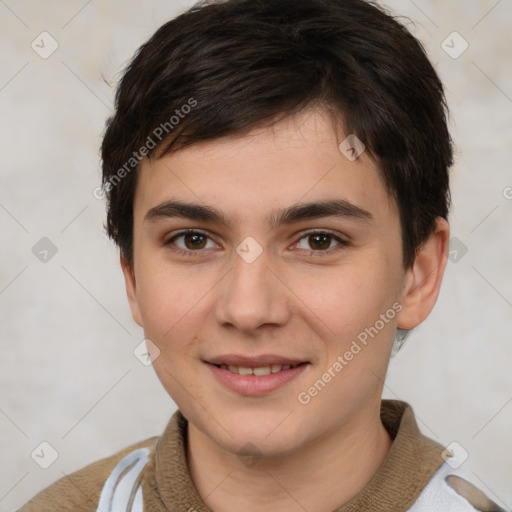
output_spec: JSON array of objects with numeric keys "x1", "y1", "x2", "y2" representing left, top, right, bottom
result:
[{"x1": 18, "y1": 0, "x2": 506, "y2": 510}]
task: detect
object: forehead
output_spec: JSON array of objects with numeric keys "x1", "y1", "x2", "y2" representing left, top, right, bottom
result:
[{"x1": 133, "y1": 109, "x2": 397, "y2": 228}]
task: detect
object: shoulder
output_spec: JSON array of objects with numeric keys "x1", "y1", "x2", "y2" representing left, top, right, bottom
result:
[
  {"x1": 16, "y1": 435, "x2": 159, "y2": 512},
  {"x1": 409, "y1": 462, "x2": 508, "y2": 512}
]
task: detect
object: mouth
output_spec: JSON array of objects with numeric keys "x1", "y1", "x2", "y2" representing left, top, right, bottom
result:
[
  {"x1": 210, "y1": 362, "x2": 306, "y2": 375},
  {"x1": 204, "y1": 355, "x2": 310, "y2": 396}
]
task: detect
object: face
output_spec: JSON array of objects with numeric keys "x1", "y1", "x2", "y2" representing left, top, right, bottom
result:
[{"x1": 123, "y1": 109, "x2": 416, "y2": 458}]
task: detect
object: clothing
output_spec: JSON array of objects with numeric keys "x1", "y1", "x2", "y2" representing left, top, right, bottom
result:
[{"x1": 17, "y1": 400, "x2": 504, "y2": 512}]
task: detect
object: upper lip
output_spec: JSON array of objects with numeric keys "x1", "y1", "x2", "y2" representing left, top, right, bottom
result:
[{"x1": 205, "y1": 354, "x2": 308, "y2": 367}]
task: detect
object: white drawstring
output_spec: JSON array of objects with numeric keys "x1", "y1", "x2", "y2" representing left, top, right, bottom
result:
[{"x1": 96, "y1": 448, "x2": 150, "y2": 512}]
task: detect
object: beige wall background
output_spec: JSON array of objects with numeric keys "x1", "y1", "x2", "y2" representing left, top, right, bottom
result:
[{"x1": 1, "y1": 0, "x2": 511, "y2": 510}]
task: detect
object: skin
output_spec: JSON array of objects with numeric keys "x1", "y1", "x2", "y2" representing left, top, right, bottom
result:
[{"x1": 121, "y1": 108, "x2": 449, "y2": 511}]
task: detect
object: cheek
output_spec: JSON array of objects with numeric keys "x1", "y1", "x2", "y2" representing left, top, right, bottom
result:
[
  {"x1": 293, "y1": 267, "x2": 398, "y2": 404},
  {"x1": 136, "y1": 263, "x2": 217, "y2": 367},
  {"x1": 288, "y1": 258, "x2": 399, "y2": 376},
  {"x1": 292, "y1": 259, "x2": 395, "y2": 330},
  {"x1": 136, "y1": 253, "x2": 202, "y2": 329}
]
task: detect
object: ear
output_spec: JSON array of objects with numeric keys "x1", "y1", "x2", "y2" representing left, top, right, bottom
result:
[
  {"x1": 120, "y1": 253, "x2": 143, "y2": 327},
  {"x1": 396, "y1": 217, "x2": 450, "y2": 329}
]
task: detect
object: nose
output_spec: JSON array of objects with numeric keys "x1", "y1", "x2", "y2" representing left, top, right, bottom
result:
[{"x1": 214, "y1": 244, "x2": 290, "y2": 333}]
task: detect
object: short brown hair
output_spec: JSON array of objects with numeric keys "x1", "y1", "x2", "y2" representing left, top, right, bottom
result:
[{"x1": 101, "y1": 0, "x2": 453, "y2": 269}]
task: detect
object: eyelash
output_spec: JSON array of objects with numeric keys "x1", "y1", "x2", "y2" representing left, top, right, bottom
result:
[{"x1": 164, "y1": 228, "x2": 349, "y2": 258}]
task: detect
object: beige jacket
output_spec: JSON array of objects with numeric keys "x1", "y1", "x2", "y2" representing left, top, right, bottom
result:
[{"x1": 18, "y1": 400, "x2": 504, "y2": 511}]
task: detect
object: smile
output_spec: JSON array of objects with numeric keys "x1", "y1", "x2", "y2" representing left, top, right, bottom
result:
[
  {"x1": 205, "y1": 359, "x2": 310, "y2": 396},
  {"x1": 212, "y1": 363, "x2": 303, "y2": 375}
]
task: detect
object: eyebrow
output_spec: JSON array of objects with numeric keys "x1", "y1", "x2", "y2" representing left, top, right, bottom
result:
[{"x1": 144, "y1": 198, "x2": 373, "y2": 229}]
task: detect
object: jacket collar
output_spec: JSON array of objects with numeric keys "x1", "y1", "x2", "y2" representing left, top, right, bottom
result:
[{"x1": 146, "y1": 400, "x2": 445, "y2": 511}]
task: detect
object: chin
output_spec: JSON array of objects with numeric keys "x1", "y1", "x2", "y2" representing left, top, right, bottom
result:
[
  {"x1": 225, "y1": 431, "x2": 302, "y2": 460},
  {"x1": 218, "y1": 413, "x2": 306, "y2": 457}
]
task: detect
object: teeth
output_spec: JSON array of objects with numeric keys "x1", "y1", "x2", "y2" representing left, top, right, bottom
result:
[
  {"x1": 219, "y1": 363, "x2": 300, "y2": 375},
  {"x1": 253, "y1": 366, "x2": 271, "y2": 376}
]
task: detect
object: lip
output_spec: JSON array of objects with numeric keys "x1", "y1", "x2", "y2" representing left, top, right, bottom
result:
[
  {"x1": 205, "y1": 358, "x2": 310, "y2": 396},
  {"x1": 205, "y1": 354, "x2": 307, "y2": 367}
]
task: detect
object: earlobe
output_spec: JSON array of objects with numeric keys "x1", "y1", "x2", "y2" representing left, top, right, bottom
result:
[
  {"x1": 396, "y1": 217, "x2": 450, "y2": 330},
  {"x1": 120, "y1": 254, "x2": 144, "y2": 327}
]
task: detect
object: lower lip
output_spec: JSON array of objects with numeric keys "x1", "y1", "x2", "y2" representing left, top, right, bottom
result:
[{"x1": 206, "y1": 363, "x2": 309, "y2": 396}]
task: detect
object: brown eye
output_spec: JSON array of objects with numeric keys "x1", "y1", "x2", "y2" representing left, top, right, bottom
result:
[
  {"x1": 308, "y1": 233, "x2": 331, "y2": 250},
  {"x1": 183, "y1": 232, "x2": 207, "y2": 250},
  {"x1": 295, "y1": 231, "x2": 347, "y2": 255},
  {"x1": 166, "y1": 230, "x2": 216, "y2": 253}
]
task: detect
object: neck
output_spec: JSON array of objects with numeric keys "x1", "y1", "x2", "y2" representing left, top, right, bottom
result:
[{"x1": 186, "y1": 403, "x2": 392, "y2": 512}]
